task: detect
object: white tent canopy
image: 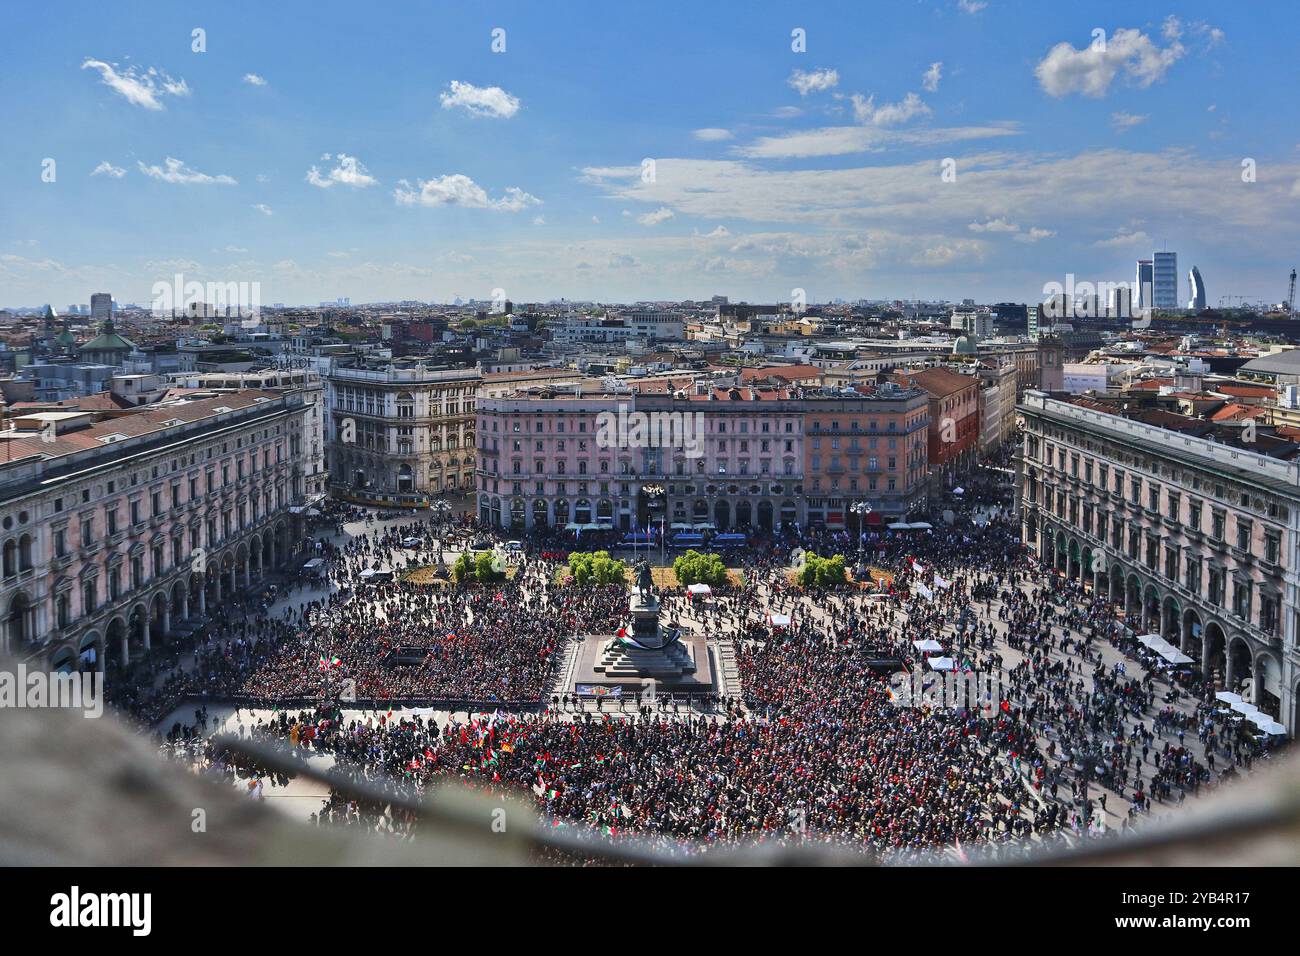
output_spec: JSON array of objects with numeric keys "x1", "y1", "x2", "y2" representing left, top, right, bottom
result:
[
  {"x1": 1230, "y1": 700, "x2": 1260, "y2": 716},
  {"x1": 768, "y1": 613, "x2": 791, "y2": 628},
  {"x1": 686, "y1": 583, "x2": 712, "y2": 596},
  {"x1": 1248, "y1": 712, "x2": 1289, "y2": 738},
  {"x1": 1215, "y1": 691, "x2": 1243, "y2": 705},
  {"x1": 928, "y1": 657, "x2": 957, "y2": 671},
  {"x1": 912, "y1": 639, "x2": 944, "y2": 652},
  {"x1": 1135, "y1": 633, "x2": 1195, "y2": 665}
]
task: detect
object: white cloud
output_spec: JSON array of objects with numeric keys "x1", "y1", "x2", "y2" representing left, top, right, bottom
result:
[
  {"x1": 243, "y1": 73, "x2": 267, "y2": 87},
  {"x1": 693, "y1": 128, "x2": 733, "y2": 142},
  {"x1": 252, "y1": 204, "x2": 273, "y2": 216},
  {"x1": 967, "y1": 218, "x2": 1054, "y2": 243},
  {"x1": 81, "y1": 59, "x2": 190, "y2": 110},
  {"x1": 439, "y1": 80, "x2": 520, "y2": 119},
  {"x1": 91, "y1": 161, "x2": 126, "y2": 178},
  {"x1": 327, "y1": 250, "x2": 350, "y2": 258},
  {"x1": 1014, "y1": 227, "x2": 1056, "y2": 243},
  {"x1": 1160, "y1": 16, "x2": 1224, "y2": 51},
  {"x1": 958, "y1": 0, "x2": 987, "y2": 13},
  {"x1": 306, "y1": 153, "x2": 377, "y2": 189},
  {"x1": 788, "y1": 68, "x2": 839, "y2": 96},
  {"x1": 222, "y1": 245, "x2": 249, "y2": 253},
  {"x1": 393, "y1": 174, "x2": 541, "y2": 211},
  {"x1": 735, "y1": 121, "x2": 1018, "y2": 159},
  {"x1": 637, "y1": 207, "x2": 675, "y2": 226},
  {"x1": 533, "y1": 216, "x2": 546, "y2": 226},
  {"x1": 1111, "y1": 111, "x2": 1148, "y2": 131},
  {"x1": 851, "y1": 92, "x2": 931, "y2": 126},
  {"x1": 580, "y1": 149, "x2": 1300, "y2": 259},
  {"x1": 916, "y1": 239, "x2": 986, "y2": 266},
  {"x1": 137, "y1": 157, "x2": 236, "y2": 185},
  {"x1": 701, "y1": 226, "x2": 731, "y2": 238},
  {"x1": 922, "y1": 62, "x2": 943, "y2": 93},
  {"x1": 1093, "y1": 229, "x2": 1150, "y2": 248},
  {"x1": 1035, "y1": 28, "x2": 1185, "y2": 98},
  {"x1": 968, "y1": 217, "x2": 1019, "y2": 233}
]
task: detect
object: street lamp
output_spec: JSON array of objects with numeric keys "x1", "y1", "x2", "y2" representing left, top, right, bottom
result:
[
  {"x1": 643, "y1": 484, "x2": 665, "y2": 565},
  {"x1": 850, "y1": 501, "x2": 872, "y2": 566}
]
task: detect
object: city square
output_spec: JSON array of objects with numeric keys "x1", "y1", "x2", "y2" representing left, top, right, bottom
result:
[{"x1": 0, "y1": 1, "x2": 1293, "y2": 930}]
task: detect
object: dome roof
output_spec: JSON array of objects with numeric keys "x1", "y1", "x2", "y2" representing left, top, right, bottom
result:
[
  {"x1": 78, "y1": 319, "x2": 136, "y2": 354},
  {"x1": 952, "y1": 335, "x2": 978, "y2": 355}
]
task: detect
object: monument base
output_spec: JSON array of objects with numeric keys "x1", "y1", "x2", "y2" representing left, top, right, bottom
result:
[{"x1": 570, "y1": 632, "x2": 715, "y2": 695}]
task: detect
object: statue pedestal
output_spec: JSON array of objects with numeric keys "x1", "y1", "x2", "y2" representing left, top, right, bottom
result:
[
  {"x1": 567, "y1": 582, "x2": 716, "y2": 695},
  {"x1": 571, "y1": 632, "x2": 714, "y2": 693},
  {"x1": 628, "y1": 592, "x2": 666, "y2": 648}
]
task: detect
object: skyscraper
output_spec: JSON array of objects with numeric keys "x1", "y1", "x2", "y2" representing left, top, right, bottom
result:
[
  {"x1": 1188, "y1": 265, "x2": 1206, "y2": 311},
  {"x1": 1135, "y1": 260, "x2": 1153, "y2": 312},
  {"x1": 1153, "y1": 251, "x2": 1178, "y2": 310},
  {"x1": 90, "y1": 292, "x2": 113, "y2": 321}
]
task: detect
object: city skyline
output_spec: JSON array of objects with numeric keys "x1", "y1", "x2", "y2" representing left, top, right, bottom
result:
[{"x1": 3, "y1": 1, "x2": 1298, "y2": 308}]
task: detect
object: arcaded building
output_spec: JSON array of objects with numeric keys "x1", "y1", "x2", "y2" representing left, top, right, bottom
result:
[
  {"x1": 1019, "y1": 390, "x2": 1298, "y2": 735},
  {"x1": 0, "y1": 389, "x2": 311, "y2": 672},
  {"x1": 476, "y1": 384, "x2": 807, "y2": 533}
]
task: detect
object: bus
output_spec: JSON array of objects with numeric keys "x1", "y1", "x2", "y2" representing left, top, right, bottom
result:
[
  {"x1": 670, "y1": 532, "x2": 706, "y2": 549},
  {"x1": 619, "y1": 532, "x2": 656, "y2": 547},
  {"x1": 712, "y1": 533, "x2": 748, "y2": 549}
]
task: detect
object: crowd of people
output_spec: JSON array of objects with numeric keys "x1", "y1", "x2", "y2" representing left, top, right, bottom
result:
[{"x1": 119, "y1": 457, "x2": 1287, "y2": 860}]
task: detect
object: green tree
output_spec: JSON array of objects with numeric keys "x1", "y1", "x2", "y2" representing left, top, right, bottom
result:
[
  {"x1": 452, "y1": 550, "x2": 506, "y2": 583},
  {"x1": 475, "y1": 551, "x2": 501, "y2": 582},
  {"x1": 798, "y1": 553, "x2": 848, "y2": 588},
  {"x1": 451, "y1": 552, "x2": 475, "y2": 583},
  {"x1": 567, "y1": 550, "x2": 627, "y2": 585},
  {"x1": 672, "y1": 550, "x2": 728, "y2": 587}
]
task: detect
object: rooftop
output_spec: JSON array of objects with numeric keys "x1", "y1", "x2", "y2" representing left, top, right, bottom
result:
[{"x1": 0, "y1": 389, "x2": 283, "y2": 462}]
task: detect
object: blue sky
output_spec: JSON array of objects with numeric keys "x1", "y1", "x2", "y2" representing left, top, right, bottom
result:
[{"x1": 2, "y1": 0, "x2": 1297, "y2": 308}]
